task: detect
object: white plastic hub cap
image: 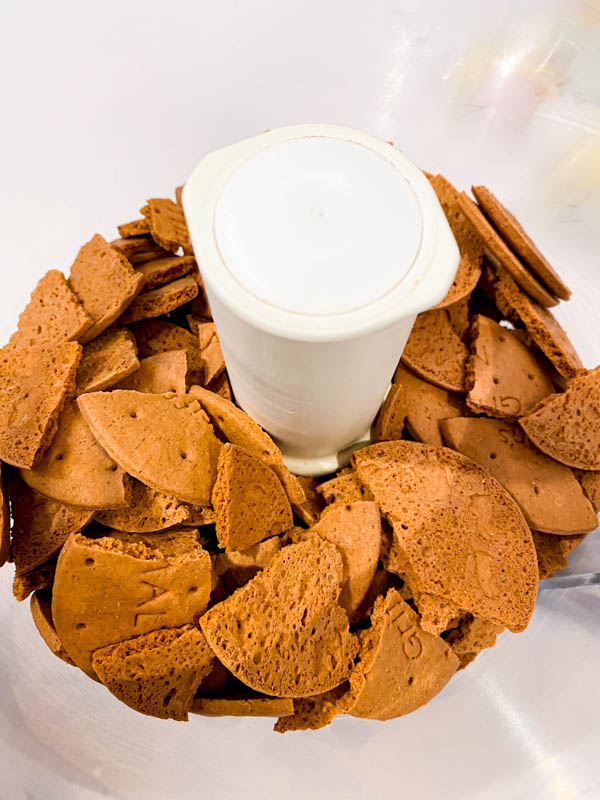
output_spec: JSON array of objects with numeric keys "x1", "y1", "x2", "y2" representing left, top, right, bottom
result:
[{"x1": 214, "y1": 136, "x2": 423, "y2": 316}]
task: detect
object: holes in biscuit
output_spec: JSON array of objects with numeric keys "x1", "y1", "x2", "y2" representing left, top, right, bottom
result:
[
  {"x1": 180, "y1": 451, "x2": 187, "y2": 460},
  {"x1": 408, "y1": 676, "x2": 414, "y2": 686},
  {"x1": 129, "y1": 411, "x2": 137, "y2": 418},
  {"x1": 55, "y1": 453, "x2": 64, "y2": 461},
  {"x1": 492, "y1": 377, "x2": 499, "y2": 385},
  {"x1": 498, "y1": 335, "x2": 505, "y2": 343},
  {"x1": 109, "y1": 464, "x2": 118, "y2": 472},
  {"x1": 528, "y1": 374, "x2": 534, "y2": 380},
  {"x1": 533, "y1": 485, "x2": 540, "y2": 495},
  {"x1": 85, "y1": 558, "x2": 94, "y2": 566},
  {"x1": 76, "y1": 622, "x2": 86, "y2": 629},
  {"x1": 188, "y1": 586, "x2": 198, "y2": 593},
  {"x1": 489, "y1": 452, "x2": 497, "y2": 460}
]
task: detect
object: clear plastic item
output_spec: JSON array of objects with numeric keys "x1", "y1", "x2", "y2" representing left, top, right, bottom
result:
[{"x1": 0, "y1": 1, "x2": 599, "y2": 798}]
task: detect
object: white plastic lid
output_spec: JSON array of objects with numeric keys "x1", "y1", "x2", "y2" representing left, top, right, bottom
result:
[{"x1": 214, "y1": 136, "x2": 422, "y2": 315}]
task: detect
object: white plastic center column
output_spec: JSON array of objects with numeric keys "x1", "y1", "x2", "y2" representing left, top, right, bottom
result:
[
  {"x1": 183, "y1": 125, "x2": 459, "y2": 475},
  {"x1": 215, "y1": 137, "x2": 422, "y2": 315}
]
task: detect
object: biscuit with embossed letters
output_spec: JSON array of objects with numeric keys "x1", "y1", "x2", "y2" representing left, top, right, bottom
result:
[
  {"x1": 353, "y1": 441, "x2": 538, "y2": 632},
  {"x1": 52, "y1": 530, "x2": 212, "y2": 677}
]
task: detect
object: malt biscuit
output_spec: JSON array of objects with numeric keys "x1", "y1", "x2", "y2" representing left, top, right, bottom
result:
[
  {"x1": 212, "y1": 444, "x2": 293, "y2": 551},
  {"x1": 352, "y1": 441, "x2": 538, "y2": 632},
  {"x1": 30, "y1": 590, "x2": 75, "y2": 666},
  {"x1": 273, "y1": 684, "x2": 349, "y2": 732},
  {"x1": 0, "y1": 341, "x2": 81, "y2": 468},
  {"x1": 52, "y1": 530, "x2": 213, "y2": 676},
  {"x1": 376, "y1": 363, "x2": 464, "y2": 447},
  {"x1": 78, "y1": 390, "x2": 221, "y2": 505},
  {"x1": 184, "y1": 505, "x2": 217, "y2": 527},
  {"x1": 472, "y1": 186, "x2": 571, "y2": 300},
  {"x1": 311, "y1": 501, "x2": 380, "y2": 614},
  {"x1": 68, "y1": 234, "x2": 144, "y2": 342},
  {"x1": 118, "y1": 218, "x2": 150, "y2": 238},
  {"x1": 206, "y1": 371, "x2": 232, "y2": 401},
  {"x1": 445, "y1": 295, "x2": 471, "y2": 340},
  {"x1": 9, "y1": 270, "x2": 92, "y2": 347},
  {"x1": 21, "y1": 400, "x2": 128, "y2": 509},
  {"x1": 192, "y1": 694, "x2": 293, "y2": 718},
  {"x1": 427, "y1": 175, "x2": 483, "y2": 308},
  {"x1": 483, "y1": 265, "x2": 582, "y2": 378},
  {"x1": 457, "y1": 192, "x2": 558, "y2": 307},
  {"x1": 466, "y1": 315, "x2": 554, "y2": 419},
  {"x1": 110, "y1": 235, "x2": 169, "y2": 265},
  {"x1": 13, "y1": 557, "x2": 57, "y2": 602},
  {"x1": 519, "y1": 367, "x2": 600, "y2": 470},
  {"x1": 345, "y1": 589, "x2": 459, "y2": 720},
  {"x1": 442, "y1": 417, "x2": 597, "y2": 534},
  {"x1": 200, "y1": 537, "x2": 358, "y2": 697},
  {"x1": 9, "y1": 476, "x2": 93, "y2": 575},
  {"x1": 196, "y1": 322, "x2": 226, "y2": 385},
  {"x1": 143, "y1": 198, "x2": 193, "y2": 254},
  {"x1": 76, "y1": 328, "x2": 139, "y2": 394},
  {"x1": 95, "y1": 480, "x2": 191, "y2": 532},
  {"x1": 188, "y1": 385, "x2": 308, "y2": 514},
  {"x1": 532, "y1": 531, "x2": 585, "y2": 580},
  {"x1": 135, "y1": 254, "x2": 196, "y2": 292},
  {"x1": 92, "y1": 625, "x2": 216, "y2": 721},
  {"x1": 401, "y1": 309, "x2": 469, "y2": 392},
  {"x1": 129, "y1": 319, "x2": 203, "y2": 385},
  {"x1": 316, "y1": 472, "x2": 373, "y2": 506},
  {"x1": 215, "y1": 537, "x2": 282, "y2": 592},
  {"x1": 119, "y1": 276, "x2": 199, "y2": 324},
  {"x1": 444, "y1": 614, "x2": 504, "y2": 669},
  {"x1": 115, "y1": 351, "x2": 188, "y2": 395},
  {"x1": 574, "y1": 470, "x2": 600, "y2": 512}
]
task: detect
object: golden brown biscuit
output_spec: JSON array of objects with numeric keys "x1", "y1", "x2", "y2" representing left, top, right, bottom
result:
[
  {"x1": 574, "y1": 470, "x2": 600, "y2": 512},
  {"x1": 311, "y1": 502, "x2": 380, "y2": 614},
  {"x1": 200, "y1": 537, "x2": 358, "y2": 697},
  {"x1": 128, "y1": 319, "x2": 203, "y2": 385},
  {"x1": 21, "y1": 400, "x2": 128, "y2": 509},
  {"x1": 410, "y1": 593, "x2": 464, "y2": 636},
  {"x1": 212, "y1": 444, "x2": 293, "y2": 551},
  {"x1": 205, "y1": 371, "x2": 232, "y2": 401},
  {"x1": 92, "y1": 625, "x2": 216, "y2": 721},
  {"x1": 75, "y1": 328, "x2": 139, "y2": 394},
  {"x1": 0, "y1": 465, "x2": 9, "y2": 569},
  {"x1": 316, "y1": 472, "x2": 373, "y2": 506},
  {"x1": 442, "y1": 417, "x2": 597, "y2": 534},
  {"x1": 195, "y1": 322, "x2": 226, "y2": 385},
  {"x1": 53, "y1": 530, "x2": 213, "y2": 677},
  {"x1": 95, "y1": 480, "x2": 191, "y2": 532},
  {"x1": 519, "y1": 367, "x2": 600, "y2": 470},
  {"x1": 457, "y1": 193, "x2": 558, "y2": 307},
  {"x1": 273, "y1": 684, "x2": 349, "y2": 732},
  {"x1": 30, "y1": 590, "x2": 75, "y2": 666},
  {"x1": 215, "y1": 537, "x2": 282, "y2": 592},
  {"x1": 427, "y1": 175, "x2": 484, "y2": 308},
  {"x1": 444, "y1": 614, "x2": 504, "y2": 669},
  {"x1": 68, "y1": 234, "x2": 144, "y2": 343},
  {"x1": 192, "y1": 694, "x2": 294, "y2": 718},
  {"x1": 110, "y1": 235, "x2": 168, "y2": 265},
  {"x1": 352, "y1": 441, "x2": 538, "y2": 632},
  {"x1": 9, "y1": 270, "x2": 92, "y2": 347},
  {"x1": 466, "y1": 315, "x2": 554, "y2": 419},
  {"x1": 135, "y1": 254, "x2": 196, "y2": 291},
  {"x1": 345, "y1": 589, "x2": 459, "y2": 720},
  {"x1": 143, "y1": 198, "x2": 193, "y2": 254},
  {"x1": 445, "y1": 295, "x2": 471, "y2": 340},
  {"x1": 117, "y1": 218, "x2": 150, "y2": 238},
  {"x1": 119, "y1": 276, "x2": 199, "y2": 324},
  {"x1": 472, "y1": 186, "x2": 571, "y2": 301},
  {"x1": 188, "y1": 385, "x2": 309, "y2": 514},
  {"x1": 483, "y1": 265, "x2": 582, "y2": 379},
  {"x1": 9, "y1": 476, "x2": 93, "y2": 575},
  {"x1": 0, "y1": 342, "x2": 81, "y2": 468},
  {"x1": 78, "y1": 390, "x2": 221, "y2": 505},
  {"x1": 532, "y1": 531, "x2": 586, "y2": 580},
  {"x1": 376, "y1": 363, "x2": 464, "y2": 446},
  {"x1": 401, "y1": 309, "x2": 469, "y2": 392},
  {"x1": 115, "y1": 351, "x2": 188, "y2": 394},
  {"x1": 13, "y1": 557, "x2": 57, "y2": 602}
]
